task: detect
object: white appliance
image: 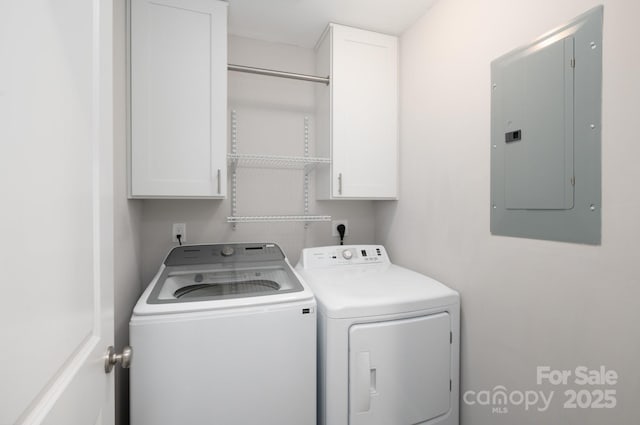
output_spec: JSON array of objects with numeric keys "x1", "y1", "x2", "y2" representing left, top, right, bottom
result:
[
  {"x1": 130, "y1": 243, "x2": 316, "y2": 425},
  {"x1": 297, "y1": 245, "x2": 460, "y2": 425}
]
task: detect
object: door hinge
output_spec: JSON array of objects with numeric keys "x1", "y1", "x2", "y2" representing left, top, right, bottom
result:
[
  {"x1": 571, "y1": 176, "x2": 575, "y2": 186},
  {"x1": 570, "y1": 57, "x2": 576, "y2": 68},
  {"x1": 450, "y1": 331, "x2": 452, "y2": 344},
  {"x1": 450, "y1": 379, "x2": 452, "y2": 392}
]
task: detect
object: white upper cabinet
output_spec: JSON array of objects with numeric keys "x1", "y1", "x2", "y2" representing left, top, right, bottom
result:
[
  {"x1": 130, "y1": 0, "x2": 227, "y2": 198},
  {"x1": 316, "y1": 24, "x2": 399, "y2": 200}
]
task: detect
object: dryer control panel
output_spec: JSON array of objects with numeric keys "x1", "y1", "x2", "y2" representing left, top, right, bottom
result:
[{"x1": 298, "y1": 245, "x2": 390, "y2": 269}]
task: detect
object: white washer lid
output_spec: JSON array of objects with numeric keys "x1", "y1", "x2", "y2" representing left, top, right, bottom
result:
[{"x1": 297, "y1": 263, "x2": 458, "y2": 319}]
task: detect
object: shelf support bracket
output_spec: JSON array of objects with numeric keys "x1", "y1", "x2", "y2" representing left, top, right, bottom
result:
[
  {"x1": 304, "y1": 116, "x2": 310, "y2": 229},
  {"x1": 230, "y1": 110, "x2": 238, "y2": 230}
]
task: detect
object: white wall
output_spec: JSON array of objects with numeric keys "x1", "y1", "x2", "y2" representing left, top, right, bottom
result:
[
  {"x1": 113, "y1": 1, "x2": 143, "y2": 424},
  {"x1": 139, "y1": 35, "x2": 376, "y2": 283},
  {"x1": 376, "y1": 0, "x2": 640, "y2": 424}
]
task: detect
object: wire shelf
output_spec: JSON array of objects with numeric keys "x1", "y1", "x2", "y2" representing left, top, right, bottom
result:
[
  {"x1": 228, "y1": 153, "x2": 331, "y2": 170},
  {"x1": 228, "y1": 113, "x2": 331, "y2": 227},
  {"x1": 227, "y1": 215, "x2": 332, "y2": 223}
]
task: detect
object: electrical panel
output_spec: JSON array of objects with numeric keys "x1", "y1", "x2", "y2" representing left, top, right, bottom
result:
[{"x1": 490, "y1": 6, "x2": 602, "y2": 244}]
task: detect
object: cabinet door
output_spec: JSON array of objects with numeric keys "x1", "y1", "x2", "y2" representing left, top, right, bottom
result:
[
  {"x1": 130, "y1": 0, "x2": 227, "y2": 198},
  {"x1": 331, "y1": 25, "x2": 398, "y2": 199}
]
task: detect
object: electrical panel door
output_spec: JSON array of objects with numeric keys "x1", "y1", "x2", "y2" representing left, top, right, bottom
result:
[{"x1": 502, "y1": 36, "x2": 575, "y2": 210}]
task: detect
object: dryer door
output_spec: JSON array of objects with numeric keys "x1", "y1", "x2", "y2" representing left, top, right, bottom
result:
[{"x1": 349, "y1": 313, "x2": 451, "y2": 425}]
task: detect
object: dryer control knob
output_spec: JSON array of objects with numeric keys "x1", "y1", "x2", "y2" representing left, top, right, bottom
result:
[
  {"x1": 342, "y1": 249, "x2": 353, "y2": 260},
  {"x1": 221, "y1": 246, "x2": 235, "y2": 257}
]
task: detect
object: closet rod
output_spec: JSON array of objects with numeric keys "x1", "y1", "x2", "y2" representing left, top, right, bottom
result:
[{"x1": 228, "y1": 64, "x2": 330, "y2": 85}]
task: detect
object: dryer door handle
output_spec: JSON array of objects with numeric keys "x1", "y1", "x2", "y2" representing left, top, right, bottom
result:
[{"x1": 353, "y1": 351, "x2": 373, "y2": 413}]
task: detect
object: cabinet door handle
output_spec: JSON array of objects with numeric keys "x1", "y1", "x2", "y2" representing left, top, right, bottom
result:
[
  {"x1": 338, "y1": 172, "x2": 343, "y2": 195},
  {"x1": 217, "y1": 169, "x2": 221, "y2": 194}
]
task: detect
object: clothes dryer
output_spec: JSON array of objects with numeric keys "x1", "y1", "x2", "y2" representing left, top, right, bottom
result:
[{"x1": 297, "y1": 245, "x2": 459, "y2": 425}]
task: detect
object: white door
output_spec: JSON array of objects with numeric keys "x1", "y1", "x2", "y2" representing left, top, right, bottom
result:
[{"x1": 0, "y1": 1, "x2": 116, "y2": 425}]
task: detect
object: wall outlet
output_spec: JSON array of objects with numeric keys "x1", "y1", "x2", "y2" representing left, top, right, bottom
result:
[
  {"x1": 331, "y1": 220, "x2": 349, "y2": 237},
  {"x1": 172, "y1": 223, "x2": 186, "y2": 243}
]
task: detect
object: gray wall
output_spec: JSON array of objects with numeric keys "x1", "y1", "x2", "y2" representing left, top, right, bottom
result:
[
  {"x1": 139, "y1": 35, "x2": 376, "y2": 284},
  {"x1": 376, "y1": 0, "x2": 640, "y2": 424},
  {"x1": 114, "y1": 1, "x2": 143, "y2": 424}
]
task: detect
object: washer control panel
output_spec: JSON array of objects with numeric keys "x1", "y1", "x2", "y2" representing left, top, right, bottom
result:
[
  {"x1": 298, "y1": 245, "x2": 390, "y2": 269},
  {"x1": 164, "y1": 243, "x2": 284, "y2": 266}
]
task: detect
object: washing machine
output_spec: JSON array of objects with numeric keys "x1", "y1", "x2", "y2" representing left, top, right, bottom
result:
[
  {"x1": 296, "y1": 245, "x2": 460, "y2": 425},
  {"x1": 130, "y1": 243, "x2": 316, "y2": 425}
]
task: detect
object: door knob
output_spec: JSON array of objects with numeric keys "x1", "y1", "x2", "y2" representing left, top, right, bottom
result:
[{"x1": 104, "y1": 345, "x2": 132, "y2": 373}]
